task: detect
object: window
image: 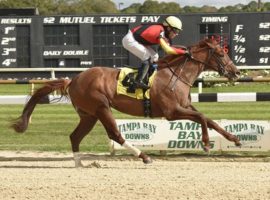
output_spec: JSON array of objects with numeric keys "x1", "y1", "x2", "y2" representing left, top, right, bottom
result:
[
  {"x1": 65, "y1": 58, "x2": 80, "y2": 67},
  {"x1": 44, "y1": 25, "x2": 79, "y2": 46},
  {"x1": 16, "y1": 25, "x2": 30, "y2": 67},
  {"x1": 92, "y1": 25, "x2": 128, "y2": 67},
  {"x1": 44, "y1": 59, "x2": 58, "y2": 67}
]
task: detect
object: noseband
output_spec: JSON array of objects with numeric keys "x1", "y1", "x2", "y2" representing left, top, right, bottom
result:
[{"x1": 212, "y1": 54, "x2": 233, "y2": 76}]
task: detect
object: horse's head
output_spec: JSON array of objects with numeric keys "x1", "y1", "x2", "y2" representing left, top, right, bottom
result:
[{"x1": 192, "y1": 38, "x2": 240, "y2": 80}]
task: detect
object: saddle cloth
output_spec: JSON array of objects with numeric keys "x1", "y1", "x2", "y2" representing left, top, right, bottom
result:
[{"x1": 117, "y1": 68, "x2": 156, "y2": 99}]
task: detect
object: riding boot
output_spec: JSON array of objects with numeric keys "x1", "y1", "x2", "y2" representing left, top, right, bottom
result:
[{"x1": 135, "y1": 60, "x2": 150, "y2": 90}]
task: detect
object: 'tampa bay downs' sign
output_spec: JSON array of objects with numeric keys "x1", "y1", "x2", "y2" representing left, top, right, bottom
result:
[{"x1": 111, "y1": 120, "x2": 270, "y2": 152}]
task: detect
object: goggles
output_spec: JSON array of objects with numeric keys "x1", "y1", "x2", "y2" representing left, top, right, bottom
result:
[{"x1": 171, "y1": 27, "x2": 181, "y2": 35}]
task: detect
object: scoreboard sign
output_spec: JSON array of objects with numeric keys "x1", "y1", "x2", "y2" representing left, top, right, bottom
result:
[
  {"x1": 184, "y1": 12, "x2": 270, "y2": 66},
  {"x1": 0, "y1": 12, "x2": 269, "y2": 70}
]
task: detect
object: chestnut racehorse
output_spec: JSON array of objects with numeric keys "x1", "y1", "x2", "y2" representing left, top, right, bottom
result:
[{"x1": 11, "y1": 38, "x2": 241, "y2": 167}]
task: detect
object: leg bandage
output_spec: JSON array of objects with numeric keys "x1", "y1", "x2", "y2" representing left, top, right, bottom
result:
[{"x1": 122, "y1": 141, "x2": 141, "y2": 157}]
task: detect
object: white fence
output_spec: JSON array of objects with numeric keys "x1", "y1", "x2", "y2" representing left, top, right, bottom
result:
[
  {"x1": 1, "y1": 93, "x2": 270, "y2": 104},
  {"x1": 1, "y1": 66, "x2": 270, "y2": 93},
  {"x1": 0, "y1": 67, "x2": 89, "y2": 79},
  {"x1": 1, "y1": 65, "x2": 270, "y2": 79}
]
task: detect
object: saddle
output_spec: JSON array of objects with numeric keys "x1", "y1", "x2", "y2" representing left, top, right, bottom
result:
[{"x1": 117, "y1": 67, "x2": 156, "y2": 100}]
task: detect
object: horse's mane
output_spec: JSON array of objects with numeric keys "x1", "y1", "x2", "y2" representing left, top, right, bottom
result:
[{"x1": 157, "y1": 54, "x2": 183, "y2": 68}]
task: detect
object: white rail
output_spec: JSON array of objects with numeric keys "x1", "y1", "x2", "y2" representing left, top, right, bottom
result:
[
  {"x1": 1, "y1": 93, "x2": 270, "y2": 104},
  {"x1": 0, "y1": 67, "x2": 89, "y2": 79},
  {"x1": 1, "y1": 66, "x2": 269, "y2": 93},
  {"x1": 0, "y1": 66, "x2": 270, "y2": 75}
]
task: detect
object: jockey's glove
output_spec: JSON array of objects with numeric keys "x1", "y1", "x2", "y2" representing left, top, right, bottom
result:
[{"x1": 184, "y1": 50, "x2": 192, "y2": 58}]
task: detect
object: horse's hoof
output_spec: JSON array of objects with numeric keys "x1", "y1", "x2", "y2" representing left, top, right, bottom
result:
[
  {"x1": 87, "y1": 161, "x2": 101, "y2": 168},
  {"x1": 139, "y1": 153, "x2": 152, "y2": 164},
  {"x1": 203, "y1": 145, "x2": 211, "y2": 153},
  {"x1": 235, "y1": 141, "x2": 242, "y2": 147},
  {"x1": 74, "y1": 160, "x2": 84, "y2": 168},
  {"x1": 75, "y1": 162, "x2": 84, "y2": 168},
  {"x1": 143, "y1": 156, "x2": 153, "y2": 164}
]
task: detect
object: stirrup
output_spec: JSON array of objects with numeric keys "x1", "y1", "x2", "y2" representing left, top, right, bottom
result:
[{"x1": 135, "y1": 81, "x2": 149, "y2": 90}]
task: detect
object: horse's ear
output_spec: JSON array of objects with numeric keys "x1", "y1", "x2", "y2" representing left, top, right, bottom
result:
[
  {"x1": 206, "y1": 41, "x2": 215, "y2": 49},
  {"x1": 204, "y1": 39, "x2": 216, "y2": 48},
  {"x1": 208, "y1": 41, "x2": 225, "y2": 56},
  {"x1": 204, "y1": 39, "x2": 224, "y2": 56}
]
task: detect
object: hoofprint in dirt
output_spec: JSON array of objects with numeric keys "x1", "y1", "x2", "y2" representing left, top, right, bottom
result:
[{"x1": 0, "y1": 152, "x2": 269, "y2": 200}]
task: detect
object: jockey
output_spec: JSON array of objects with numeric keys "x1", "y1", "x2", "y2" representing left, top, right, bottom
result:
[{"x1": 122, "y1": 16, "x2": 191, "y2": 90}]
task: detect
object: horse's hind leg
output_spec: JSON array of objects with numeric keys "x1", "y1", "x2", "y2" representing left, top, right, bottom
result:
[
  {"x1": 96, "y1": 107, "x2": 152, "y2": 164},
  {"x1": 70, "y1": 114, "x2": 98, "y2": 167},
  {"x1": 188, "y1": 105, "x2": 241, "y2": 146}
]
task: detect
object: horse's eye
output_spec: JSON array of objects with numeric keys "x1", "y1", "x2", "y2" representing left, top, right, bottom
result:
[{"x1": 216, "y1": 50, "x2": 224, "y2": 57}]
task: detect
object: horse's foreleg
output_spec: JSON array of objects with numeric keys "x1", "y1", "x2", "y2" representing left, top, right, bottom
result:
[
  {"x1": 188, "y1": 105, "x2": 241, "y2": 146},
  {"x1": 70, "y1": 114, "x2": 98, "y2": 167},
  {"x1": 207, "y1": 119, "x2": 241, "y2": 146},
  {"x1": 165, "y1": 106, "x2": 211, "y2": 152},
  {"x1": 96, "y1": 107, "x2": 152, "y2": 164}
]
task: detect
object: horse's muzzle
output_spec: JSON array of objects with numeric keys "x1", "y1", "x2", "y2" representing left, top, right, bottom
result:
[
  {"x1": 226, "y1": 70, "x2": 240, "y2": 81},
  {"x1": 224, "y1": 67, "x2": 241, "y2": 81}
]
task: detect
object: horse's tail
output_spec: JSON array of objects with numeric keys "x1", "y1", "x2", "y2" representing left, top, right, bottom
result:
[{"x1": 10, "y1": 79, "x2": 71, "y2": 133}]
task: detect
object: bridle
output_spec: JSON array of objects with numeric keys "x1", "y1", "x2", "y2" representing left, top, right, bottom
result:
[
  {"x1": 166, "y1": 44, "x2": 232, "y2": 89},
  {"x1": 191, "y1": 47, "x2": 233, "y2": 77}
]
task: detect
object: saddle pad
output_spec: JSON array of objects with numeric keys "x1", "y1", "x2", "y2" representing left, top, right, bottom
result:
[{"x1": 117, "y1": 67, "x2": 156, "y2": 100}]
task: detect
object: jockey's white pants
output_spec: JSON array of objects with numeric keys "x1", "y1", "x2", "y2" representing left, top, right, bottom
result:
[{"x1": 122, "y1": 30, "x2": 159, "y2": 63}]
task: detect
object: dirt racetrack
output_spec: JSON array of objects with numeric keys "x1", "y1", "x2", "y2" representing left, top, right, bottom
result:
[{"x1": 0, "y1": 151, "x2": 270, "y2": 200}]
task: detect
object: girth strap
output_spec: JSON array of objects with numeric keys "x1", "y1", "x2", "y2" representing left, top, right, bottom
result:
[{"x1": 143, "y1": 98, "x2": 151, "y2": 117}]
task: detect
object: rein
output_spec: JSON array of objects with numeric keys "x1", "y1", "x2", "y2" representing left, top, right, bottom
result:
[
  {"x1": 162, "y1": 56, "x2": 193, "y2": 89},
  {"x1": 168, "y1": 58, "x2": 193, "y2": 90},
  {"x1": 164, "y1": 44, "x2": 232, "y2": 89}
]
